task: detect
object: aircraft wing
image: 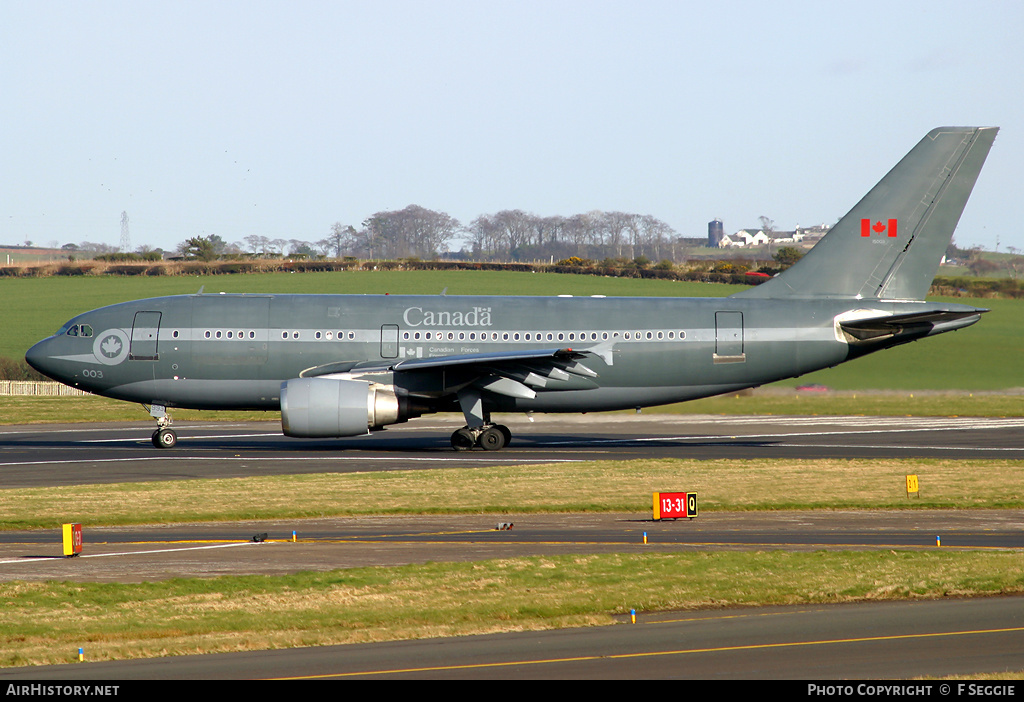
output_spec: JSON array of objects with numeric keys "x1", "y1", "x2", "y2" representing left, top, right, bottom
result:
[
  {"x1": 392, "y1": 347, "x2": 588, "y2": 371},
  {"x1": 392, "y1": 347, "x2": 601, "y2": 399},
  {"x1": 314, "y1": 347, "x2": 604, "y2": 400}
]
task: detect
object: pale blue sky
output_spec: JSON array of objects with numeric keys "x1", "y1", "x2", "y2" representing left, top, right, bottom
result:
[{"x1": 3, "y1": 1, "x2": 1021, "y2": 253}]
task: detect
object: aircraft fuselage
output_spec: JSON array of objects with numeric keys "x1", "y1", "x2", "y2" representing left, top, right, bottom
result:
[{"x1": 25, "y1": 292, "x2": 980, "y2": 413}]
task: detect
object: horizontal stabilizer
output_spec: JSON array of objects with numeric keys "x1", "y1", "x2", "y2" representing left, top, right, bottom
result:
[{"x1": 838, "y1": 308, "x2": 985, "y2": 344}]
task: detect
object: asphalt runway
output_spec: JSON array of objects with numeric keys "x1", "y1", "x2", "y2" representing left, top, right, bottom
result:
[
  {"x1": 2, "y1": 413, "x2": 1024, "y2": 488},
  {"x1": 3, "y1": 413, "x2": 1024, "y2": 679}
]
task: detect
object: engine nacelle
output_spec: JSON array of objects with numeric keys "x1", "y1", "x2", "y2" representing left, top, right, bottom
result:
[{"x1": 280, "y1": 377, "x2": 408, "y2": 438}]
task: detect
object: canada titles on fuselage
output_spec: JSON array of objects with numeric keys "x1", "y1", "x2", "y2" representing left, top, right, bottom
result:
[{"x1": 403, "y1": 306, "x2": 493, "y2": 328}]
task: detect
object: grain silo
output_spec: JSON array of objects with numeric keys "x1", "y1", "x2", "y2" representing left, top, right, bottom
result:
[{"x1": 708, "y1": 219, "x2": 724, "y2": 247}]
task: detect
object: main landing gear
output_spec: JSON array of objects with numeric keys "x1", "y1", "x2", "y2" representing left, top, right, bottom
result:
[
  {"x1": 451, "y1": 388, "x2": 512, "y2": 451},
  {"x1": 450, "y1": 424, "x2": 512, "y2": 451}
]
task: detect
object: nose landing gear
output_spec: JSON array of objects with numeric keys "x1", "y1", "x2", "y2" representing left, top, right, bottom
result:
[
  {"x1": 152, "y1": 425, "x2": 177, "y2": 448},
  {"x1": 147, "y1": 404, "x2": 177, "y2": 448}
]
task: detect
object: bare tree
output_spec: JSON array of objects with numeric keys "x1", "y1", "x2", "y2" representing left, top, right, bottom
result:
[
  {"x1": 244, "y1": 235, "x2": 269, "y2": 256},
  {"x1": 363, "y1": 205, "x2": 461, "y2": 259},
  {"x1": 324, "y1": 222, "x2": 355, "y2": 258}
]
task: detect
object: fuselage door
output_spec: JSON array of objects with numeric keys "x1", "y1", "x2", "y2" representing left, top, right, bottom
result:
[
  {"x1": 130, "y1": 311, "x2": 161, "y2": 361},
  {"x1": 380, "y1": 324, "x2": 399, "y2": 359},
  {"x1": 714, "y1": 311, "x2": 745, "y2": 364}
]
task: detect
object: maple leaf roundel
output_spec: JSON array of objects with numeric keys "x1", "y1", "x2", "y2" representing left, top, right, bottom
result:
[{"x1": 92, "y1": 329, "x2": 130, "y2": 365}]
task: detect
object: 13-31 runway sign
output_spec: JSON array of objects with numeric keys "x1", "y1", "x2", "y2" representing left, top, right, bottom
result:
[{"x1": 653, "y1": 492, "x2": 697, "y2": 520}]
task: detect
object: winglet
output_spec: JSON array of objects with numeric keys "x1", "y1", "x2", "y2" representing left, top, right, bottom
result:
[{"x1": 734, "y1": 127, "x2": 998, "y2": 301}]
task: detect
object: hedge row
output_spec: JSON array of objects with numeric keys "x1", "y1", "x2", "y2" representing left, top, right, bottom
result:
[{"x1": 1, "y1": 259, "x2": 1020, "y2": 297}]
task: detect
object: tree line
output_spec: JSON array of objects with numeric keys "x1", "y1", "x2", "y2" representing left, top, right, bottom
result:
[{"x1": 174, "y1": 205, "x2": 690, "y2": 263}]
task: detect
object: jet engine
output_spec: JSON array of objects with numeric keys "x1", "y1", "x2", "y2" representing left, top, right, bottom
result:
[{"x1": 280, "y1": 377, "x2": 417, "y2": 438}]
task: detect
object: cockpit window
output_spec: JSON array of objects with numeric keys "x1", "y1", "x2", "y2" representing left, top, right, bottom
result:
[{"x1": 59, "y1": 323, "x2": 94, "y2": 338}]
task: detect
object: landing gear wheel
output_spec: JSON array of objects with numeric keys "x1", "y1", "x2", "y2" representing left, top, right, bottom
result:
[
  {"x1": 478, "y1": 426, "x2": 507, "y2": 451},
  {"x1": 153, "y1": 427, "x2": 178, "y2": 449},
  {"x1": 451, "y1": 428, "x2": 476, "y2": 451},
  {"x1": 496, "y1": 424, "x2": 512, "y2": 448}
]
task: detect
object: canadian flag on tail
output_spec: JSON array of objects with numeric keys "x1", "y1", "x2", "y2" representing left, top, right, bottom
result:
[{"x1": 861, "y1": 218, "x2": 898, "y2": 237}]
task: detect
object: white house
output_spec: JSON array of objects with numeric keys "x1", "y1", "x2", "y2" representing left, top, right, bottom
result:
[{"x1": 719, "y1": 229, "x2": 770, "y2": 248}]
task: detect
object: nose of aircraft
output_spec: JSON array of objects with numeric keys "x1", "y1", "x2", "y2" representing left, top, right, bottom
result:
[{"x1": 25, "y1": 337, "x2": 56, "y2": 379}]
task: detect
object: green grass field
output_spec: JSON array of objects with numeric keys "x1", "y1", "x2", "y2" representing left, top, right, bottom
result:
[
  {"x1": 2, "y1": 269, "x2": 1022, "y2": 390},
  {"x1": 2, "y1": 457, "x2": 1022, "y2": 530}
]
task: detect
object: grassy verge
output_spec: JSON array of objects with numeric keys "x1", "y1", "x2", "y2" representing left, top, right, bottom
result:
[
  {"x1": 1, "y1": 389, "x2": 1022, "y2": 427},
  {"x1": 5, "y1": 550, "x2": 1024, "y2": 667},
  {"x1": 651, "y1": 390, "x2": 1024, "y2": 417},
  {"x1": 0, "y1": 394, "x2": 273, "y2": 425},
  {"x1": 3, "y1": 458, "x2": 1024, "y2": 531}
]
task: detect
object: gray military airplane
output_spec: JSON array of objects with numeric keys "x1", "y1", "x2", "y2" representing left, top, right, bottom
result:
[{"x1": 26, "y1": 127, "x2": 998, "y2": 450}]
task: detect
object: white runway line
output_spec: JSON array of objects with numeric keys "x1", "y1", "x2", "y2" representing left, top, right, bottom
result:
[{"x1": 0, "y1": 541, "x2": 256, "y2": 567}]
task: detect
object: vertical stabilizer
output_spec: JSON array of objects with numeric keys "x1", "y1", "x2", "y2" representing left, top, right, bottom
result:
[{"x1": 734, "y1": 127, "x2": 998, "y2": 301}]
